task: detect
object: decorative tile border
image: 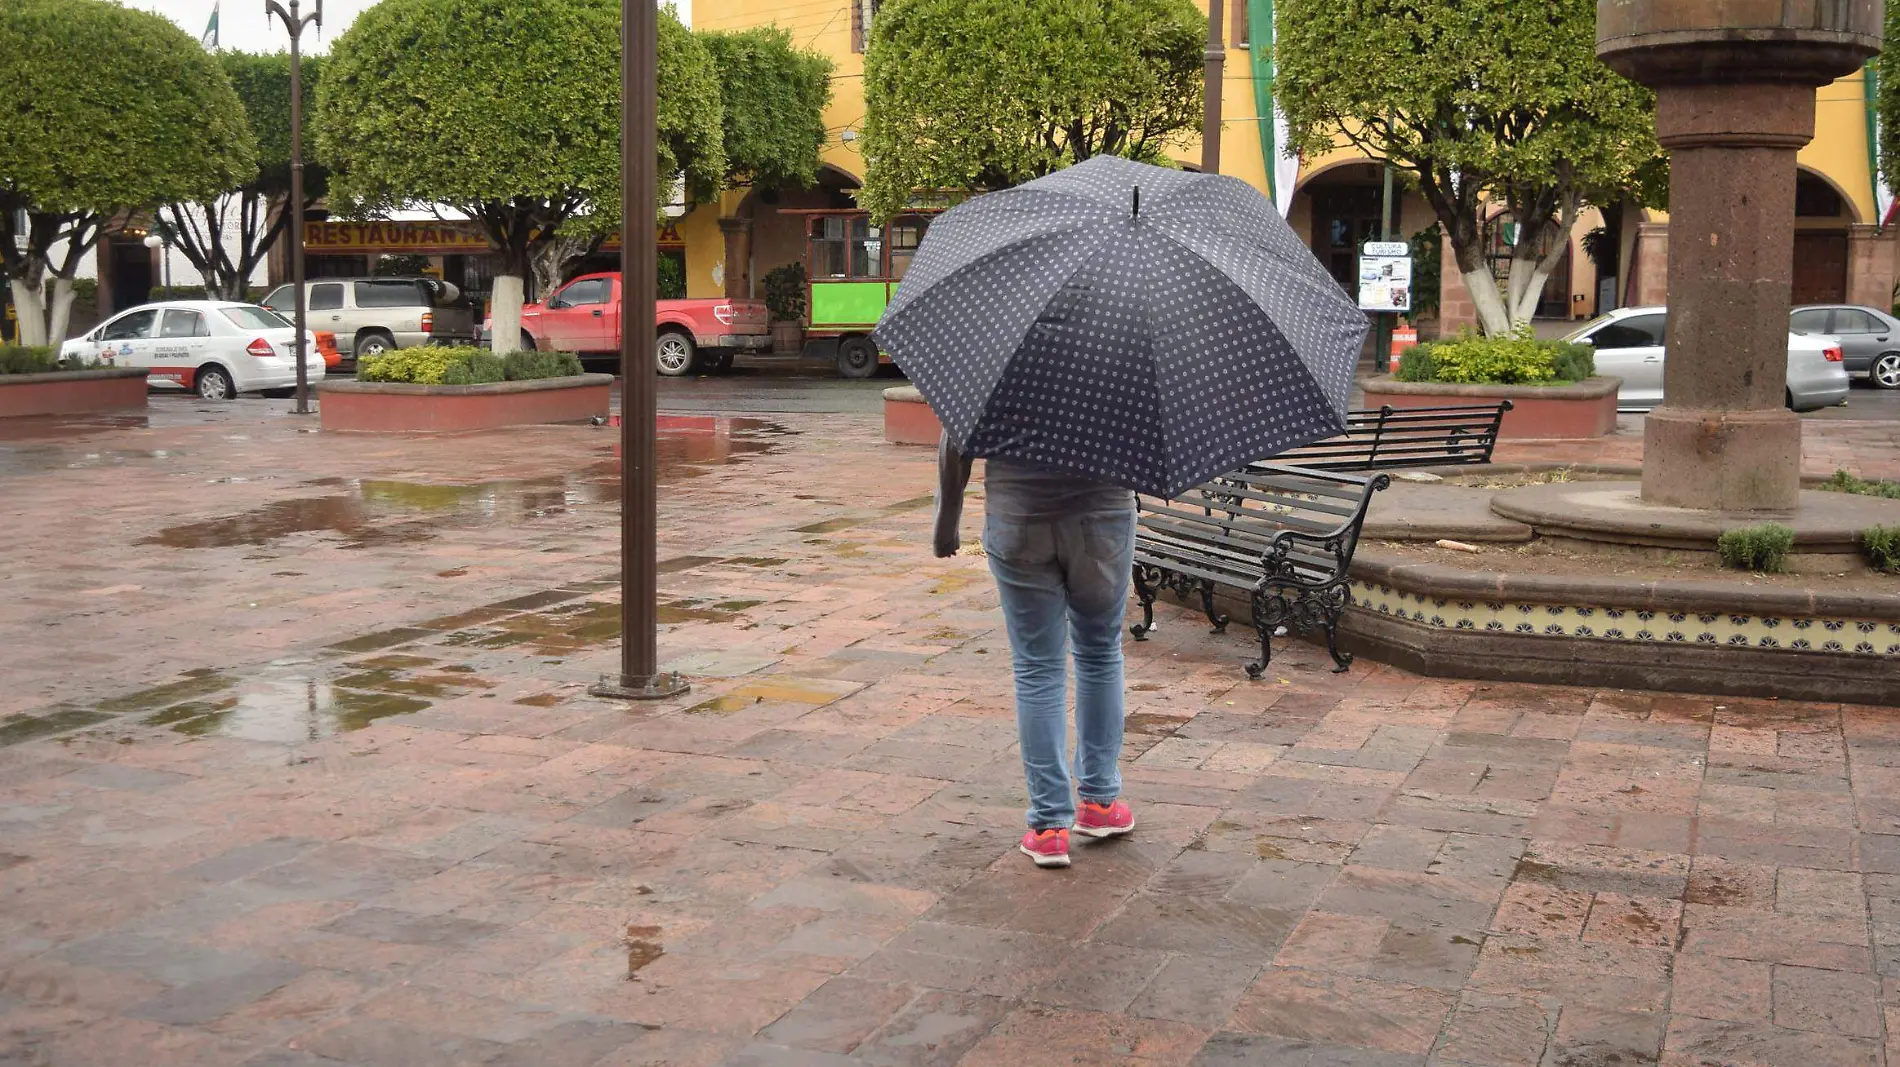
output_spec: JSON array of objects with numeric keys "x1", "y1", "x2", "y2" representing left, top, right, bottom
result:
[{"x1": 1351, "y1": 580, "x2": 1900, "y2": 656}]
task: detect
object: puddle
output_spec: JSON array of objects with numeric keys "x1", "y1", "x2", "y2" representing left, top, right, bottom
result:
[
  {"x1": 131, "y1": 669, "x2": 450, "y2": 741},
  {"x1": 685, "y1": 694, "x2": 764, "y2": 714},
  {"x1": 513, "y1": 693, "x2": 565, "y2": 708}
]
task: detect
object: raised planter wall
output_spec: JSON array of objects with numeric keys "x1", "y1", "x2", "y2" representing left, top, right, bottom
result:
[
  {"x1": 884, "y1": 386, "x2": 941, "y2": 446},
  {"x1": 0, "y1": 368, "x2": 149, "y2": 418},
  {"x1": 1362, "y1": 375, "x2": 1620, "y2": 439},
  {"x1": 318, "y1": 374, "x2": 613, "y2": 432}
]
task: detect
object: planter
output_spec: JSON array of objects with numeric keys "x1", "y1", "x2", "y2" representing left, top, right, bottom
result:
[
  {"x1": 318, "y1": 374, "x2": 613, "y2": 432},
  {"x1": 883, "y1": 385, "x2": 941, "y2": 446},
  {"x1": 771, "y1": 321, "x2": 806, "y2": 357},
  {"x1": 0, "y1": 368, "x2": 149, "y2": 418},
  {"x1": 1361, "y1": 375, "x2": 1621, "y2": 439}
]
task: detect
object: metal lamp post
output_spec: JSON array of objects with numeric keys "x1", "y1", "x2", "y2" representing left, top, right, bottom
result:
[
  {"x1": 590, "y1": 0, "x2": 686, "y2": 701},
  {"x1": 1202, "y1": 0, "x2": 1224, "y2": 174},
  {"x1": 265, "y1": 0, "x2": 319, "y2": 416}
]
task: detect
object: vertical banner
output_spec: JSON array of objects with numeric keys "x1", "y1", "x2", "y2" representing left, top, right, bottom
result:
[
  {"x1": 1249, "y1": 0, "x2": 1299, "y2": 216},
  {"x1": 201, "y1": 1, "x2": 219, "y2": 49}
]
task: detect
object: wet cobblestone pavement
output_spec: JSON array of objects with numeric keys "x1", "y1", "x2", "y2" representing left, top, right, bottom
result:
[{"x1": 2, "y1": 397, "x2": 1899, "y2": 1065}]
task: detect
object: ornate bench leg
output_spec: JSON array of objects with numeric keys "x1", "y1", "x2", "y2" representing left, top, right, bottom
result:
[
  {"x1": 1198, "y1": 580, "x2": 1229, "y2": 634},
  {"x1": 1130, "y1": 563, "x2": 1161, "y2": 640},
  {"x1": 1320, "y1": 586, "x2": 1354, "y2": 673},
  {"x1": 1245, "y1": 585, "x2": 1284, "y2": 680}
]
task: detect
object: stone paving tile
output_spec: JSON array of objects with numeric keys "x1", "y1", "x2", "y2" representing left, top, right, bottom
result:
[{"x1": 3, "y1": 402, "x2": 1900, "y2": 1066}]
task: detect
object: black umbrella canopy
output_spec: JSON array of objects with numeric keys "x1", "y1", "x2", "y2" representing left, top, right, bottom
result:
[{"x1": 872, "y1": 154, "x2": 1367, "y2": 499}]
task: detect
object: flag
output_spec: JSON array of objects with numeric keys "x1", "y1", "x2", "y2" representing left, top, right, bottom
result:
[
  {"x1": 1249, "y1": 0, "x2": 1300, "y2": 217},
  {"x1": 201, "y1": 2, "x2": 218, "y2": 49}
]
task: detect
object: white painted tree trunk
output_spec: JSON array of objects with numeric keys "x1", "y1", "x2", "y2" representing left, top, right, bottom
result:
[
  {"x1": 9, "y1": 279, "x2": 47, "y2": 346},
  {"x1": 1461, "y1": 268, "x2": 1512, "y2": 337},
  {"x1": 490, "y1": 274, "x2": 525, "y2": 355},
  {"x1": 46, "y1": 277, "x2": 74, "y2": 346}
]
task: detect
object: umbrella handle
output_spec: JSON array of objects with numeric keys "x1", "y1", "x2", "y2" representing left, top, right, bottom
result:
[{"x1": 1132, "y1": 185, "x2": 1140, "y2": 218}]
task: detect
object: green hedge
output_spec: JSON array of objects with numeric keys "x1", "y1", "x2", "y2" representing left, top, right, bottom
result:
[
  {"x1": 0, "y1": 345, "x2": 102, "y2": 375},
  {"x1": 1820, "y1": 469, "x2": 1900, "y2": 500},
  {"x1": 357, "y1": 345, "x2": 583, "y2": 385},
  {"x1": 1716, "y1": 523, "x2": 1794, "y2": 574},
  {"x1": 1396, "y1": 327, "x2": 1595, "y2": 386}
]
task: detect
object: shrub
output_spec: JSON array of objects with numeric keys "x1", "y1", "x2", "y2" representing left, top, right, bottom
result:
[
  {"x1": 1716, "y1": 523, "x2": 1795, "y2": 573},
  {"x1": 1395, "y1": 344, "x2": 1438, "y2": 382},
  {"x1": 356, "y1": 345, "x2": 473, "y2": 384},
  {"x1": 763, "y1": 262, "x2": 807, "y2": 323},
  {"x1": 1392, "y1": 326, "x2": 1593, "y2": 386},
  {"x1": 502, "y1": 349, "x2": 583, "y2": 382},
  {"x1": 1864, "y1": 525, "x2": 1900, "y2": 573},
  {"x1": 1551, "y1": 341, "x2": 1595, "y2": 383},
  {"x1": 358, "y1": 345, "x2": 580, "y2": 385},
  {"x1": 1820, "y1": 469, "x2": 1900, "y2": 500},
  {"x1": 441, "y1": 353, "x2": 505, "y2": 385},
  {"x1": 0, "y1": 345, "x2": 62, "y2": 375}
]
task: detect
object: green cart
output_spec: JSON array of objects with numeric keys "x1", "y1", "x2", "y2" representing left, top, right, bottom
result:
[{"x1": 793, "y1": 209, "x2": 939, "y2": 378}]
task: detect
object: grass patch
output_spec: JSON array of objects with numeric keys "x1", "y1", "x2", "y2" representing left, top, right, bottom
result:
[{"x1": 1716, "y1": 523, "x2": 1795, "y2": 574}]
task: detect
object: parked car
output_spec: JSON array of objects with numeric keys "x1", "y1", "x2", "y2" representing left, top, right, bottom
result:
[
  {"x1": 261, "y1": 277, "x2": 476, "y2": 365},
  {"x1": 1564, "y1": 306, "x2": 1849, "y2": 412},
  {"x1": 485, "y1": 272, "x2": 770, "y2": 377},
  {"x1": 61, "y1": 301, "x2": 325, "y2": 400},
  {"x1": 1790, "y1": 304, "x2": 1900, "y2": 389}
]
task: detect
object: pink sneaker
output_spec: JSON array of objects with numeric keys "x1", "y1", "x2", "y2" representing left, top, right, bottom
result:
[
  {"x1": 1074, "y1": 799, "x2": 1135, "y2": 838},
  {"x1": 1019, "y1": 828, "x2": 1071, "y2": 868}
]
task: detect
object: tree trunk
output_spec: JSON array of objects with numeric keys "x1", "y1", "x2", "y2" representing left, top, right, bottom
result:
[
  {"x1": 46, "y1": 277, "x2": 74, "y2": 346},
  {"x1": 1462, "y1": 268, "x2": 1512, "y2": 336},
  {"x1": 490, "y1": 274, "x2": 526, "y2": 355},
  {"x1": 9, "y1": 278, "x2": 47, "y2": 346}
]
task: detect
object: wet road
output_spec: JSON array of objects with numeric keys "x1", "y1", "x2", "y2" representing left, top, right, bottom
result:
[{"x1": 656, "y1": 365, "x2": 900, "y2": 414}]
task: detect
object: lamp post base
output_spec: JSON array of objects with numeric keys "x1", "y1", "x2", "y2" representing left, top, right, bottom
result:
[{"x1": 590, "y1": 671, "x2": 690, "y2": 701}]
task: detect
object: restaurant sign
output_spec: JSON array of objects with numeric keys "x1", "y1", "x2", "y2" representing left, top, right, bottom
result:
[{"x1": 304, "y1": 220, "x2": 686, "y2": 255}]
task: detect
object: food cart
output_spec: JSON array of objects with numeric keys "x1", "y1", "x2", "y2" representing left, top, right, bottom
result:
[{"x1": 789, "y1": 208, "x2": 940, "y2": 378}]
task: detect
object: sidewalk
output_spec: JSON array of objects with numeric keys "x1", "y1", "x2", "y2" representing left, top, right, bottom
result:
[{"x1": 0, "y1": 400, "x2": 1896, "y2": 1066}]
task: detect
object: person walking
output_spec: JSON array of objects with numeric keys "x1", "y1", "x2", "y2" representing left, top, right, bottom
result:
[
  {"x1": 873, "y1": 155, "x2": 1367, "y2": 871},
  {"x1": 934, "y1": 435, "x2": 1137, "y2": 869}
]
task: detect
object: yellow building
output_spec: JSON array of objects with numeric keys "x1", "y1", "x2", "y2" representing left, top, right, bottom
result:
[{"x1": 686, "y1": 0, "x2": 1896, "y2": 339}]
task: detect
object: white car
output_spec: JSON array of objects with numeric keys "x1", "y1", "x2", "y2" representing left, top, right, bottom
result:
[
  {"x1": 61, "y1": 300, "x2": 325, "y2": 401},
  {"x1": 1564, "y1": 306, "x2": 1849, "y2": 412}
]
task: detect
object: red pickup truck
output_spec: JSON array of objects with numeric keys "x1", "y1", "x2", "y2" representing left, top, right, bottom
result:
[{"x1": 491, "y1": 272, "x2": 770, "y2": 376}]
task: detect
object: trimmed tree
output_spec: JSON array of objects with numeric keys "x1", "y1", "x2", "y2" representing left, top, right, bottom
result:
[
  {"x1": 0, "y1": 0, "x2": 255, "y2": 344},
  {"x1": 1877, "y1": 2, "x2": 1900, "y2": 206},
  {"x1": 1276, "y1": 0, "x2": 1665, "y2": 335},
  {"x1": 160, "y1": 52, "x2": 328, "y2": 302},
  {"x1": 859, "y1": 0, "x2": 1203, "y2": 221},
  {"x1": 316, "y1": 0, "x2": 722, "y2": 354},
  {"x1": 697, "y1": 26, "x2": 834, "y2": 191}
]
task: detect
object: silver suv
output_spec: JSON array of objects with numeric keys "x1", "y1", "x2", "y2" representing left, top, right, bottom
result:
[{"x1": 261, "y1": 277, "x2": 476, "y2": 363}]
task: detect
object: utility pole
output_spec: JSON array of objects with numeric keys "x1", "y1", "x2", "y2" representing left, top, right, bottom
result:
[
  {"x1": 1202, "y1": 0, "x2": 1224, "y2": 174},
  {"x1": 592, "y1": 0, "x2": 687, "y2": 701},
  {"x1": 265, "y1": 0, "x2": 318, "y2": 415},
  {"x1": 1374, "y1": 160, "x2": 1395, "y2": 375}
]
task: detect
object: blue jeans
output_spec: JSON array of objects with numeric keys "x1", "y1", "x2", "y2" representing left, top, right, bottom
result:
[{"x1": 984, "y1": 508, "x2": 1136, "y2": 830}]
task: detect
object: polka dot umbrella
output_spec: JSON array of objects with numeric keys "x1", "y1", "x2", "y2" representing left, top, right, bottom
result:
[{"x1": 871, "y1": 154, "x2": 1368, "y2": 500}]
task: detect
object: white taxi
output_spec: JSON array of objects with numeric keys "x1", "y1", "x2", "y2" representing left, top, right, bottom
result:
[{"x1": 61, "y1": 300, "x2": 326, "y2": 400}]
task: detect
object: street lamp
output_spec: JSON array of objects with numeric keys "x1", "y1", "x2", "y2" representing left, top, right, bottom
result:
[
  {"x1": 266, "y1": 0, "x2": 319, "y2": 416},
  {"x1": 589, "y1": 0, "x2": 686, "y2": 700},
  {"x1": 142, "y1": 231, "x2": 171, "y2": 293}
]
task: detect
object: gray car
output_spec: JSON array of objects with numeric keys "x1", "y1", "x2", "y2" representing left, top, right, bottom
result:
[{"x1": 1791, "y1": 304, "x2": 1900, "y2": 388}]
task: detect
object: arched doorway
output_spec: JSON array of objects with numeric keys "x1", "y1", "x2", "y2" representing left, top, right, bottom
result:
[{"x1": 1792, "y1": 168, "x2": 1857, "y2": 305}]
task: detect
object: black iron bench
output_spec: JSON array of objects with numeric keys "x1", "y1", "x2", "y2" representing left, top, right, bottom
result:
[
  {"x1": 1266, "y1": 401, "x2": 1513, "y2": 472},
  {"x1": 1132, "y1": 464, "x2": 1391, "y2": 677}
]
